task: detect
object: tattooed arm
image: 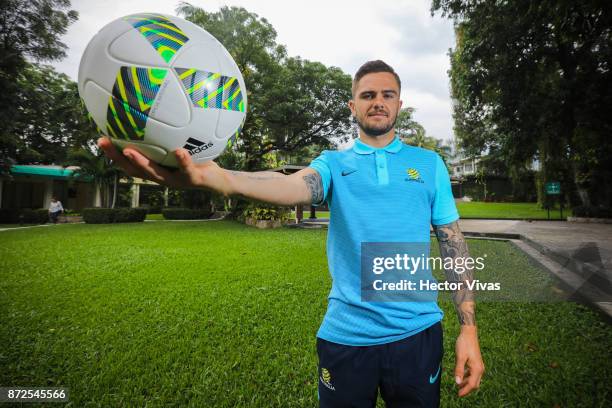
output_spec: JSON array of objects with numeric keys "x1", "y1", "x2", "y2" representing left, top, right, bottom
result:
[
  {"x1": 225, "y1": 168, "x2": 323, "y2": 206},
  {"x1": 432, "y1": 221, "x2": 475, "y2": 325},
  {"x1": 433, "y1": 221, "x2": 484, "y2": 397}
]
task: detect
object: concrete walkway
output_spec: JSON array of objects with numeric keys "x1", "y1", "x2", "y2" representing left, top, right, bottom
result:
[
  {"x1": 459, "y1": 219, "x2": 612, "y2": 318},
  {"x1": 459, "y1": 219, "x2": 612, "y2": 275}
]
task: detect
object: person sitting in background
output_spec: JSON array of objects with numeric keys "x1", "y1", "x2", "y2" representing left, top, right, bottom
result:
[{"x1": 48, "y1": 197, "x2": 64, "y2": 224}]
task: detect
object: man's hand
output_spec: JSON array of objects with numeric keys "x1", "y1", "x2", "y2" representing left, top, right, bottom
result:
[
  {"x1": 97, "y1": 137, "x2": 231, "y2": 194},
  {"x1": 432, "y1": 221, "x2": 485, "y2": 397},
  {"x1": 454, "y1": 325, "x2": 485, "y2": 397}
]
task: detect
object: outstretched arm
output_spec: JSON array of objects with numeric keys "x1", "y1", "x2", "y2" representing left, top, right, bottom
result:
[
  {"x1": 98, "y1": 137, "x2": 323, "y2": 206},
  {"x1": 433, "y1": 221, "x2": 485, "y2": 397}
]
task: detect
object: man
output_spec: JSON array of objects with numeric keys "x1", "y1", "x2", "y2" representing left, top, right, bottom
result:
[
  {"x1": 99, "y1": 60, "x2": 484, "y2": 407},
  {"x1": 48, "y1": 196, "x2": 64, "y2": 224}
]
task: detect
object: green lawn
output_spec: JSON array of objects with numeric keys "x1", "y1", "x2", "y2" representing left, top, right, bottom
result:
[
  {"x1": 291, "y1": 203, "x2": 562, "y2": 220},
  {"x1": 456, "y1": 202, "x2": 565, "y2": 220},
  {"x1": 1, "y1": 221, "x2": 610, "y2": 407}
]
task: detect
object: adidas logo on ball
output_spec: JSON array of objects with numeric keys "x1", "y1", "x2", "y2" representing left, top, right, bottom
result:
[{"x1": 183, "y1": 138, "x2": 214, "y2": 155}]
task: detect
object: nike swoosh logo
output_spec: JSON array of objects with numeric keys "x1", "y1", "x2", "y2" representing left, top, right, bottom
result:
[
  {"x1": 341, "y1": 169, "x2": 357, "y2": 176},
  {"x1": 429, "y1": 364, "x2": 441, "y2": 384}
]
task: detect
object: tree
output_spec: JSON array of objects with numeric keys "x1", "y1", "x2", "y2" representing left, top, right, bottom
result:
[
  {"x1": 432, "y1": 0, "x2": 612, "y2": 210},
  {"x1": 67, "y1": 148, "x2": 122, "y2": 208},
  {"x1": 8, "y1": 63, "x2": 98, "y2": 165},
  {"x1": 255, "y1": 57, "x2": 352, "y2": 164},
  {"x1": 176, "y1": 3, "x2": 353, "y2": 170},
  {"x1": 395, "y1": 107, "x2": 452, "y2": 164},
  {"x1": 0, "y1": 0, "x2": 78, "y2": 171}
]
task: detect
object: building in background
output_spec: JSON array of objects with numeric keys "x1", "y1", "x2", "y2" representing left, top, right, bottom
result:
[{"x1": 0, "y1": 165, "x2": 167, "y2": 211}]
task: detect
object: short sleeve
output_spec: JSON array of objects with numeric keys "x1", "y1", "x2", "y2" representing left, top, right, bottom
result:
[
  {"x1": 431, "y1": 155, "x2": 459, "y2": 225},
  {"x1": 308, "y1": 151, "x2": 332, "y2": 206}
]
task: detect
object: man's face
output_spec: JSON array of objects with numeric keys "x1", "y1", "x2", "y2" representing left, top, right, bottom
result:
[{"x1": 349, "y1": 72, "x2": 402, "y2": 137}]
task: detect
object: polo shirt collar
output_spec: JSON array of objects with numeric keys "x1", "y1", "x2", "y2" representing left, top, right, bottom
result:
[{"x1": 353, "y1": 136, "x2": 403, "y2": 155}]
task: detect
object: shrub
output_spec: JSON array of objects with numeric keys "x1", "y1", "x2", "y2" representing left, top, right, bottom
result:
[
  {"x1": 114, "y1": 208, "x2": 147, "y2": 223},
  {"x1": 82, "y1": 208, "x2": 148, "y2": 224},
  {"x1": 241, "y1": 202, "x2": 290, "y2": 222},
  {"x1": 145, "y1": 206, "x2": 162, "y2": 214},
  {"x1": 21, "y1": 209, "x2": 49, "y2": 224},
  {"x1": 572, "y1": 206, "x2": 612, "y2": 219},
  {"x1": 0, "y1": 208, "x2": 48, "y2": 224},
  {"x1": 82, "y1": 208, "x2": 115, "y2": 224},
  {"x1": 0, "y1": 209, "x2": 20, "y2": 223},
  {"x1": 162, "y1": 207, "x2": 211, "y2": 220}
]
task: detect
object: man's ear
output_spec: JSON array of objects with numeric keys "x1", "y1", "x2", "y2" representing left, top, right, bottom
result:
[{"x1": 348, "y1": 99, "x2": 356, "y2": 116}]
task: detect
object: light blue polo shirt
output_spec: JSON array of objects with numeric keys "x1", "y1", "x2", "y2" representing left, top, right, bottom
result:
[{"x1": 309, "y1": 136, "x2": 459, "y2": 346}]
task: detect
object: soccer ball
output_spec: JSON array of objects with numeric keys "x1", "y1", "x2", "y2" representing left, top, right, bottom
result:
[{"x1": 78, "y1": 13, "x2": 247, "y2": 167}]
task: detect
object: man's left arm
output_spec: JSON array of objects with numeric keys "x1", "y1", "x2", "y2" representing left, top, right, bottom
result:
[{"x1": 433, "y1": 221, "x2": 485, "y2": 397}]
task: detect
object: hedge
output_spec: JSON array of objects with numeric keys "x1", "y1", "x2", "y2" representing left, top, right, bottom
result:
[
  {"x1": 162, "y1": 208, "x2": 211, "y2": 220},
  {"x1": 82, "y1": 208, "x2": 147, "y2": 224},
  {"x1": 0, "y1": 208, "x2": 48, "y2": 224},
  {"x1": 572, "y1": 205, "x2": 612, "y2": 219}
]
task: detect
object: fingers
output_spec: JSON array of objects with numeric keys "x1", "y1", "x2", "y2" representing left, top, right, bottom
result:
[
  {"x1": 175, "y1": 148, "x2": 210, "y2": 188},
  {"x1": 457, "y1": 359, "x2": 485, "y2": 397},
  {"x1": 122, "y1": 147, "x2": 175, "y2": 185},
  {"x1": 454, "y1": 354, "x2": 467, "y2": 388},
  {"x1": 175, "y1": 148, "x2": 195, "y2": 173},
  {"x1": 97, "y1": 137, "x2": 148, "y2": 179}
]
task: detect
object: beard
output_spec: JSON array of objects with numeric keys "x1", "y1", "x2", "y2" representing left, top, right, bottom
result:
[{"x1": 354, "y1": 112, "x2": 398, "y2": 137}]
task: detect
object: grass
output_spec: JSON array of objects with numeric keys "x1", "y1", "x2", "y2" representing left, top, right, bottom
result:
[
  {"x1": 145, "y1": 213, "x2": 165, "y2": 221},
  {"x1": 456, "y1": 202, "x2": 564, "y2": 220},
  {"x1": 1, "y1": 221, "x2": 610, "y2": 407},
  {"x1": 291, "y1": 202, "x2": 561, "y2": 221}
]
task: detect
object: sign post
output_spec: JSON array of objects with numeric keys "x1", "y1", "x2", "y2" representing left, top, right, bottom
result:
[{"x1": 545, "y1": 182, "x2": 562, "y2": 220}]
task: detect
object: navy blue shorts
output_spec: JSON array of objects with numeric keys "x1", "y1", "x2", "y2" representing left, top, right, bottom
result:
[{"x1": 317, "y1": 322, "x2": 443, "y2": 408}]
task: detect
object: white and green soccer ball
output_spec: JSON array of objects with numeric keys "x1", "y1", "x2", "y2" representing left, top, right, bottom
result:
[{"x1": 78, "y1": 13, "x2": 247, "y2": 167}]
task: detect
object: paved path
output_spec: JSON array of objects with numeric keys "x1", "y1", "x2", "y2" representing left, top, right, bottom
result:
[
  {"x1": 459, "y1": 219, "x2": 612, "y2": 317},
  {"x1": 458, "y1": 219, "x2": 612, "y2": 273}
]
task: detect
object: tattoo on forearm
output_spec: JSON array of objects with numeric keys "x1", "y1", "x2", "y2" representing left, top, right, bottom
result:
[
  {"x1": 229, "y1": 171, "x2": 285, "y2": 181},
  {"x1": 303, "y1": 172, "x2": 323, "y2": 204},
  {"x1": 433, "y1": 221, "x2": 476, "y2": 326}
]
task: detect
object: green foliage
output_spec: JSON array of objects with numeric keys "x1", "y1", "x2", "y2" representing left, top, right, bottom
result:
[
  {"x1": 0, "y1": 208, "x2": 48, "y2": 224},
  {"x1": 242, "y1": 202, "x2": 290, "y2": 222},
  {"x1": 176, "y1": 3, "x2": 352, "y2": 170},
  {"x1": 162, "y1": 207, "x2": 212, "y2": 220},
  {"x1": 432, "y1": 0, "x2": 612, "y2": 211},
  {"x1": 82, "y1": 208, "x2": 147, "y2": 224},
  {"x1": 571, "y1": 205, "x2": 612, "y2": 219},
  {"x1": 0, "y1": 0, "x2": 79, "y2": 170},
  {"x1": 5, "y1": 64, "x2": 98, "y2": 165}
]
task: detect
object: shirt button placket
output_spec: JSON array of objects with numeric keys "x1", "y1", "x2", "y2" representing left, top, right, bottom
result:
[{"x1": 375, "y1": 151, "x2": 388, "y2": 185}]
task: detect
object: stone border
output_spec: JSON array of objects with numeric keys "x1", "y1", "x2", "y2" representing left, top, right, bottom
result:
[{"x1": 567, "y1": 216, "x2": 612, "y2": 224}]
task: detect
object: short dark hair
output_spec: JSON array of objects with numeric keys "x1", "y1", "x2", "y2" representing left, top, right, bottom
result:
[{"x1": 352, "y1": 60, "x2": 401, "y2": 96}]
